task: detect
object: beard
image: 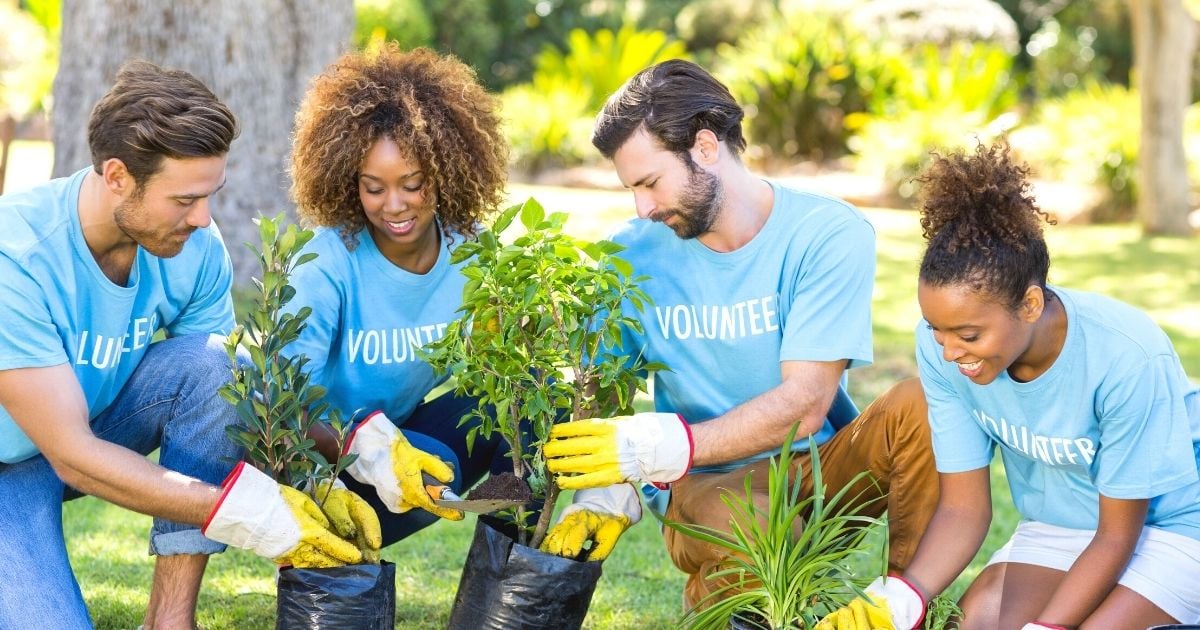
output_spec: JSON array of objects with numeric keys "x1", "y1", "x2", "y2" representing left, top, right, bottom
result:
[
  {"x1": 113, "y1": 193, "x2": 194, "y2": 258},
  {"x1": 652, "y1": 160, "x2": 722, "y2": 240}
]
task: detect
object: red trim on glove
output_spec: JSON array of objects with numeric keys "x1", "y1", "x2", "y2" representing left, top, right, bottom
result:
[
  {"x1": 1031, "y1": 623, "x2": 1067, "y2": 630},
  {"x1": 887, "y1": 573, "x2": 927, "y2": 630},
  {"x1": 342, "y1": 410, "x2": 386, "y2": 455},
  {"x1": 202, "y1": 461, "x2": 246, "y2": 534},
  {"x1": 652, "y1": 414, "x2": 694, "y2": 490}
]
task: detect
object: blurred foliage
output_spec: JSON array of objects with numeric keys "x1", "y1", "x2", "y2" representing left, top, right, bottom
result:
[
  {"x1": 352, "y1": 0, "x2": 433, "y2": 51},
  {"x1": 850, "y1": 42, "x2": 1021, "y2": 200},
  {"x1": 1022, "y1": 0, "x2": 1133, "y2": 97},
  {"x1": 432, "y1": 0, "x2": 624, "y2": 89},
  {"x1": 1, "y1": 0, "x2": 57, "y2": 118},
  {"x1": 675, "y1": 0, "x2": 772, "y2": 53},
  {"x1": 992, "y1": 0, "x2": 1133, "y2": 94},
  {"x1": 21, "y1": 0, "x2": 61, "y2": 34},
  {"x1": 502, "y1": 25, "x2": 687, "y2": 173},
  {"x1": 715, "y1": 7, "x2": 904, "y2": 165},
  {"x1": 847, "y1": 0, "x2": 1019, "y2": 53},
  {"x1": 1006, "y1": 81, "x2": 1196, "y2": 222}
]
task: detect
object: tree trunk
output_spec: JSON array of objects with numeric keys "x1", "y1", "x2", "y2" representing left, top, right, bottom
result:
[
  {"x1": 52, "y1": 0, "x2": 354, "y2": 280},
  {"x1": 1129, "y1": 0, "x2": 1197, "y2": 236}
]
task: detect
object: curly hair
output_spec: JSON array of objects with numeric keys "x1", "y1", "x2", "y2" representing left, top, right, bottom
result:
[
  {"x1": 289, "y1": 44, "x2": 508, "y2": 245},
  {"x1": 916, "y1": 141, "x2": 1057, "y2": 310}
]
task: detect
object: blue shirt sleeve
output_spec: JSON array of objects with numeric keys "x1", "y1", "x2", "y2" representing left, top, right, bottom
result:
[
  {"x1": 0, "y1": 254, "x2": 67, "y2": 370},
  {"x1": 283, "y1": 241, "x2": 346, "y2": 387},
  {"x1": 167, "y1": 226, "x2": 235, "y2": 337},
  {"x1": 1094, "y1": 353, "x2": 1199, "y2": 498},
  {"x1": 779, "y1": 213, "x2": 874, "y2": 368},
  {"x1": 916, "y1": 322, "x2": 994, "y2": 473}
]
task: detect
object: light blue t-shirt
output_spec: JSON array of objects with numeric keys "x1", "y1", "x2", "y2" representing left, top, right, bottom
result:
[
  {"x1": 612, "y1": 181, "x2": 876, "y2": 473},
  {"x1": 0, "y1": 168, "x2": 235, "y2": 463},
  {"x1": 917, "y1": 286, "x2": 1200, "y2": 541},
  {"x1": 283, "y1": 227, "x2": 467, "y2": 425}
]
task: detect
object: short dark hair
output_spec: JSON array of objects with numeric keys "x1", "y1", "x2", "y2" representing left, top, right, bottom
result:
[
  {"x1": 917, "y1": 141, "x2": 1056, "y2": 310},
  {"x1": 592, "y1": 59, "x2": 746, "y2": 159},
  {"x1": 87, "y1": 60, "x2": 239, "y2": 185}
]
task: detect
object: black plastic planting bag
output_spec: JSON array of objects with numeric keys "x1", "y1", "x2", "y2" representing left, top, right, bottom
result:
[
  {"x1": 447, "y1": 516, "x2": 603, "y2": 629},
  {"x1": 276, "y1": 561, "x2": 396, "y2": 629}
]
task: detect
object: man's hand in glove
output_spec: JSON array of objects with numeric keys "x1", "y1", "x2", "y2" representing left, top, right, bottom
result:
[
  {"x1": 312, "y1": 479, "x2": 382, "y2": 564},
  {"x1": 540, "y1": 483, "x2": 642, "y2": 561},
  {"x1": 203, "y1": 462, "x2": 365, "y2": 568},
  {"x1": 343, "y1": 411, "x2": 464, "y2": 520},
  {"x1": 815, "y1": 576, "x2": 925, "y2": 630},
  {"x1": 543, "y1": 413, "x2": 692, "y2": 489}
]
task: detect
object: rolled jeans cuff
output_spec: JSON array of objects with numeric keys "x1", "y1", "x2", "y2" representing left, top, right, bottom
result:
[{"x1": 149, "y1": 526, "x2": 227, "y2": 556}]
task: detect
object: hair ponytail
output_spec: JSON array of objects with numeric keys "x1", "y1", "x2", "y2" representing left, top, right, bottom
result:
[{"x1": 917, "y1": 142, "x2": 1056, "y2": 309}]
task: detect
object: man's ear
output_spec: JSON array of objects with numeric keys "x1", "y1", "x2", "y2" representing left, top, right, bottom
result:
[
  {"x1": 1019, "y1": 285, "x2": 1045, "y2": 323},
  {"x1": 690, "y1": 129, "x2": 721, "y2": 167},
  {"x1": 100, "y1": 158, "x2": 135, "y2": 197}
]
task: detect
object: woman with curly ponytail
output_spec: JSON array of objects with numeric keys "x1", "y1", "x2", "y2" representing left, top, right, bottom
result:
[
  {"x1": 280, "y1": 44, "x2": 518, "y2": 544},
  {"x1": 821, "y1": 143, "x2": 1200, "y2": 629}
]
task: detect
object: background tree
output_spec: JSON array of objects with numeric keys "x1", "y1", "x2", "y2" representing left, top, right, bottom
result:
[
  {"x1": 51, "y1": 0, "x2": 354, "y2": 279},
  {"x1": 1129, "y1": 0, "x2": 1197, "y2": 235}
]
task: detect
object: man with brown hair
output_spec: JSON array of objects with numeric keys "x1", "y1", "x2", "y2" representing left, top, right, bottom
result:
[
  {"x1": 542, "y1": 59, "x2": 940, "y2": 610},
  {"x1": 0, "y1": 60, "x2": 376, "y2": 629}
]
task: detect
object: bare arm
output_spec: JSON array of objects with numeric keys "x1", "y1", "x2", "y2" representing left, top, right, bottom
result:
[
  {"x1": 0, "y1": 364, "x2": 221, "y2": 525},
  {"x1": 689, "y1": 359, "x2": 846, "y2": 467},
  {"x1": 902, "y1": 467, "x2": 993, "y2": 599},
  {"x1": 1037, "y1": 496, "x2": 1148, "y2": 627}
]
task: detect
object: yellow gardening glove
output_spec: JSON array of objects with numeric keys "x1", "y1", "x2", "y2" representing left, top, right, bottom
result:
[
  {"x1": 314, "y1": 481, "x2": 383, "y2": 564},
  {"x1": 203, "y1": 462, "x2": 364, "y2": 569},
  {"x1": 343, "y1": 411, "x2": 464, "y2": 521},
  {"x1": 815, "y1": 598, "x2": 894, "y2": 630},
  {"x1": 543, "y1": 413, "x2": 692, "y2": 490},
  {"x1": 540, "y1": 484, "x2": 641, "y2": 561},
  {"x1": 816, "y1": 576, "x2": 925, "y2": 630}
]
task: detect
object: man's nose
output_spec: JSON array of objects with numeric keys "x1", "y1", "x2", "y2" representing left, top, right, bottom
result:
[
  {"x1": 187, "y1": 199, "x2": 212, "y2": 228},
  {"x1": 633, "y1": 191, "x2": 655, "y2": 219}
]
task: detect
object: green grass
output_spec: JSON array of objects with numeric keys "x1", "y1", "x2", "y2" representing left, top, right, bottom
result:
[{"x1": 9, "y1": 144, "x2": 1191, "y2": 627}]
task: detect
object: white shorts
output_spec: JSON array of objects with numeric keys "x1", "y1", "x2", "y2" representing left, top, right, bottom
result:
[{"x1": 986, "y1": 520, "x2": 1200, "y2": 623}]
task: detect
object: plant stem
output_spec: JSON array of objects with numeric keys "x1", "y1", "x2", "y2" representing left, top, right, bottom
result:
[{"x1": 530, "y1": 476, "x2": 559, "y2": 550}]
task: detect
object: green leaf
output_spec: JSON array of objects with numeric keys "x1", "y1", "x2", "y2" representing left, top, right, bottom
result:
[{"x1": 519, "y1": 198, "x2": 545, "y2": 229}]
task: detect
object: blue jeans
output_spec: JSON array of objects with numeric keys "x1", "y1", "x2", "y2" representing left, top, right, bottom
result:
[
  {"x1": 0, "y1": 334, "x2": 242, "y2": 629},
  {"x1": 341, "y1": 390, "x2": 524, "y2": 546}
]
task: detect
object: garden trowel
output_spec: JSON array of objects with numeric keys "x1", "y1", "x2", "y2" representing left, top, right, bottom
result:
[{"x1": 423, "y1": 475, "x2": 526, "y2": 514}]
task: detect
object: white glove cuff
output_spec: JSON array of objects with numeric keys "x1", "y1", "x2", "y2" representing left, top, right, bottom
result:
[
  {"x1": 343, "y1": 412, "x2": 402, "y2": 507},
  {"x1": 202, "y1": 462, "x2": 298, "y2": 558},
  {"x1": 866, "y1": 575, "x2": 925, "y2": 630},
  {"x1": 1022, "y1": 623, "x2": 1068, "y2": 630},
  {"x1": 560, "y1": 483, "x2": 643, "y2": 525},
  {"x1": 620, "y1": 413, "x2": 692, "y2": 484}
]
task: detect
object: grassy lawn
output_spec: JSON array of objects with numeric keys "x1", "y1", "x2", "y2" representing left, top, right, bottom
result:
[{"x1": 7, "y1": 144, "x2": 1195, "y2": 627}]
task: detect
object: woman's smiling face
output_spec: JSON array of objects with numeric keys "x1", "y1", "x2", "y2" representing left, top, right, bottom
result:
[
  {"x1": 358, "y1": 136, "x2": 439, "y2": 267},
  {"x1": 918, "y1": 280, "x2": 1039, "y2": 385}
]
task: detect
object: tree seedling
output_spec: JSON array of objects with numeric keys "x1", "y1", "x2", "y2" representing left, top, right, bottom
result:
[
  {"x1": 422, "y1": 197, "x2": 663, "y2": 549},
  {"x1": 218, "y1": 214, "x2": 373, "y2": 560}
]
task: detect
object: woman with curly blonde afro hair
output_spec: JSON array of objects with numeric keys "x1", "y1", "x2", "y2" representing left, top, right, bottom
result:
[
  {"x1": 282, "y1": 44, "x2": 519, "y2": 545},
  {"x1": 821, "y1": 141, "x2": 1200, "y2": 629}
]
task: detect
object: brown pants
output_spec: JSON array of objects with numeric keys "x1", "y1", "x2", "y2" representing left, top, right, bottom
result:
[{"x1": 661, "y1": 378, "x2": 938, "y2": 608}]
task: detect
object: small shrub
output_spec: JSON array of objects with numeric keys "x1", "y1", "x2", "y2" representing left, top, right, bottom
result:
[
  {"x1": 422, "y1": 198, "x2": 663, "y2": 548},
  {"x1": 669, "y1": 429, "x2": 885, "y2": 630},
  {"x1": 219, "y1": 216, "x2": 355, "y2": 497}
]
